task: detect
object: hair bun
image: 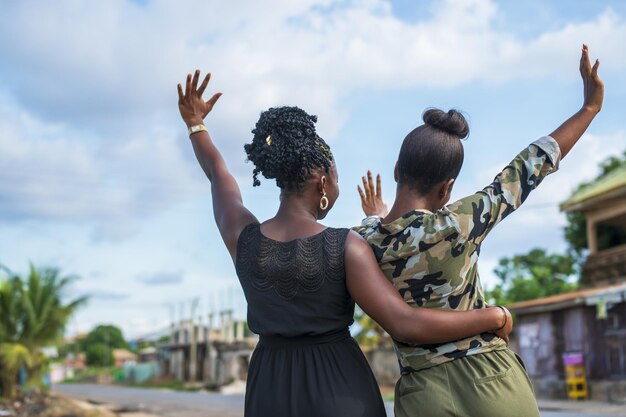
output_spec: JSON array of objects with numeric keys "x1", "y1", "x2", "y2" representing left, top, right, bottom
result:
[{"x1": 422, "y1": 108, "x2": 469, "y2": 139}]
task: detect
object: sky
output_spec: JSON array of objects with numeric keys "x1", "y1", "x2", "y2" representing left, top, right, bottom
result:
[{"x1": 1, "y1": 0, "x2": 625, "y2": 340}]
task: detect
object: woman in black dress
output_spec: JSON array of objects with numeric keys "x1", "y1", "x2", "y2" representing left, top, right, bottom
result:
[{"x1": 176, "y1": 72, "x2": 512, "y2": 417}]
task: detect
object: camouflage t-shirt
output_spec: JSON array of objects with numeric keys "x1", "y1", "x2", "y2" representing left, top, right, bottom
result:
[{"x1": 356, "y1": 136, "x2": 561, "y2": 372}]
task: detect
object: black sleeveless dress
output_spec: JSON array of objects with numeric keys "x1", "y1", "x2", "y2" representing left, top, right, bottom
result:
[{"x1": 235, "y1": 222, "x2": 386, "y2": 417}]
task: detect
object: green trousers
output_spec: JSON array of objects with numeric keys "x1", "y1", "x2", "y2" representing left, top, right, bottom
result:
[{"x1": 394, "y1": 349, "x2": 540, "y2": 417}]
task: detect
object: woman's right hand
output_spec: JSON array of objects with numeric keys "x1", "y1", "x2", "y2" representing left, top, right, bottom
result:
[
  {"x1": 358, "y1": 170, "x2": 388, "y2": 217},
  {"x1": 580, "y1": 44, "x2": 604, "y2": 114},
  {"x1": 177, "y1": 70, "x2": 222, "y2": 128},
  {"x1": 492, "y1": 306, "x2": 513, "y2": 344}
]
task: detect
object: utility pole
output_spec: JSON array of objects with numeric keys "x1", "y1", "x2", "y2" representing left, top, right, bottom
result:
[{"x1": 189, "y1": 297, "x2": 200, "y2": 383}]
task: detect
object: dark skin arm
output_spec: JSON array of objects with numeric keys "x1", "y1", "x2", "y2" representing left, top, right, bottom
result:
[
  {"x1": 345, "y1": 231, "x2": 512, "y2": 344},
  {"x1": 358, "y1": 45, "x2": 605, "y2": 217},
  {"x1": 177, "y1": 70, "x2": 257, "y2": 260},
  {"x1": 550, "y1": 44, "x2": 604, "y2": 158}
]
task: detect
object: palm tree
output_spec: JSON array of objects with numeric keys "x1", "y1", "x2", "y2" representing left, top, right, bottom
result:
[
  {"x1": 20, "y1": 265, "x2": 88, "y2": 349},
  {"x1": 0, "y1": 343, "x2": 31, "y2": 398},
  {"x1": 0, "y1": 264, "x2": 88, "y2": 397},
  {"x1": 0, "y1": 275, "x2": 28, "y2": 398}
]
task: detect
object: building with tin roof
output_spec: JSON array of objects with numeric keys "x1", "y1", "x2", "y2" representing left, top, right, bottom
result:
[{"x1": 508, "y1": 165, "x2": 626, "y2": 400}]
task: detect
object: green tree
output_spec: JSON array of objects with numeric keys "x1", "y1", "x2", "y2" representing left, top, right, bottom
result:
[
  {"x1": 487, "y1": 248, "x2": 578, "y2": 305},
  {"x1": 0, "y1": 264, "x2": 87, "y2": 397},
  {"x1": 0, "y1": 277, "x2": 31, "y2": 398},
  {"x1": 0, "y1": 343, "x2": 31, "y2": 398},
  {"x1": 85, "y1": 343, "x2": 114, "y2": 367},
  {"x1": 80, "y1": 325, "x2": 127, "y2": 367}
]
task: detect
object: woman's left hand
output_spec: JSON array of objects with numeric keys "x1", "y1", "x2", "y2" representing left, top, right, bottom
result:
[
  {"x1": 358, "y1": 171, "x2": 388, "y2": 217},
  {"x1": 177, "y1": 70, "x2": 222, "y2": 127}
]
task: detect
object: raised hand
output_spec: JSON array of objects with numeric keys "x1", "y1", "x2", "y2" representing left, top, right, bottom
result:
[
  {"x1": 549, "y1": 44, "x2": 605, "y2": 159},
  {"x1": 358, "y1": 171, "x2": 388, "y2": 217},
  {"x1": 177, "y1": 70, "x2": 222, "y2": 128},
  {"x1": 580, "y1": 44, "x2": 604, "y2": 114}
]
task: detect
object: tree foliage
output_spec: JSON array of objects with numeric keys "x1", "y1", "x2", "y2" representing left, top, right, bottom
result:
[
  {"x1": 0, "y1": 343, "x2": 32, "y2": 398},
  {"x1": 80, "y1": 325, "x2": 127, "y2": 351},
  {"x1": 79, "y1": 325, "x2": 127, "y2": 366},
  {"x1": 487, "y1": 248, "x2": 578, "y2": 305},
  {"x1": 85, "y1": 343, "x2": 114, "y2": 367},
  {"x1": 0, "y1": 264, "x2": 87, "y2": 397}
]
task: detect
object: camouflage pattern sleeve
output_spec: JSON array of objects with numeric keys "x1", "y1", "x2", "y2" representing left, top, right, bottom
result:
[{"x1": 445, "y1": 136, "x2": 561, "y2": 246}]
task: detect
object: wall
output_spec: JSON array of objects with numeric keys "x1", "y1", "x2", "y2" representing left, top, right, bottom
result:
[{"x1": 515, "y1": 302, "x2": 626, "y2": 399}]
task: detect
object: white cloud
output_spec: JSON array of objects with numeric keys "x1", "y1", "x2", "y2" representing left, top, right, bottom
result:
[
  {"x1": 3, "y1": 0, "x2": 623, "y2": 334},
  {"x1": 0, "y1": 98, "x2": 206, "y2": 239},
  {"x1": 1, "y1": 0, "x2": 624, "y2": 132},
  {"x1": 138, "y1": 270, "x2": 184, "y2": 285},
  {"x1": 1, "y1": 0, "x2": 625, "y2": 238}
]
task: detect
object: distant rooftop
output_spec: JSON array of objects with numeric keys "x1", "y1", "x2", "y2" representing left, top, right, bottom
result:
[
  {"x1": 507, "y1": 282, "x2": 626, "y2": 314},
  {"x1": 560, "y1": 164, "x2": 626, "y2": 212}
]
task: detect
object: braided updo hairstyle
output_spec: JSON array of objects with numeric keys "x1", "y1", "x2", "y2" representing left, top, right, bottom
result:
[
  {"x1": 244, "y1": 106, "x2": 334, "y2": 191},
  {"x1": 397, "y1": 108, "x2": 469, "y2": 194}
]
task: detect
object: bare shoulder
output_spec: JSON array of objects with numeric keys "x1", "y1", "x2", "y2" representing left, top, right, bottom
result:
[
  {"x1": 346, "y1": 229, "x2": 367, "y2": 246},
  {"x1": 345, "y1": 230, "x2": 374, "y2": 260}
]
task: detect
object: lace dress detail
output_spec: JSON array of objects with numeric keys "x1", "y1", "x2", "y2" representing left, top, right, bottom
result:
[
  {"x1": 233, "y1": 222, "x2": 386, "y2": 417},
  {"x1": 236, "y1": 222, "x2": 348, "y2": 300}
]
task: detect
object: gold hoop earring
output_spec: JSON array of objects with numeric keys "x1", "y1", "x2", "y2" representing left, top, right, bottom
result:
[{"x1": 320, "y1": 190, "x2": 329, "y2": 210}]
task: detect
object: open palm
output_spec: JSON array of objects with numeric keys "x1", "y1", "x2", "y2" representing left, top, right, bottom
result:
[{"x1": 177, "y1": 70, "x2": 222, "y2": 127}]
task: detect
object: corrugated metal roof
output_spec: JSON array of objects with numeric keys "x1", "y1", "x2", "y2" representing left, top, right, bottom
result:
[
  {"x1": 113, "y1": 348, "x2": 138, "y2": 359},
  {"x1": 560, "y1": 165, "x2": 626, "y2": 211},
  {"x1": 507, "y1": 282, "x2": 626, "y2": 314}
]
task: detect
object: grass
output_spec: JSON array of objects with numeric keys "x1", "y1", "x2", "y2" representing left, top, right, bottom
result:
[
  {"x1": 122, "y1": 380, "x2": 201, "y2": 391},
  {"x1": 61, "y1": 367, "x2": 120, "y2": 383},
  {"x1": 60, "y1": 367, "x2": 202, "y2": 392}
]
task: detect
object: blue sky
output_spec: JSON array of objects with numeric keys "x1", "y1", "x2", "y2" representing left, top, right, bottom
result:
[{"x1": 1, "y1": 0, "x2": 625, "y2": 339}]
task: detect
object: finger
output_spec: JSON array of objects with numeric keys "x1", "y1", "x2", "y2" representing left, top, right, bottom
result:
[
  {"x1": 357, "y1": 185, "x2": 366, "y2": 203},
  {"x1": 206, "y1": 92, "x2": 222, "y2": 110},
  {"x1": 579, "y1": 45, "x2": 585, "y2": 76},
  {"x1": 177, "y1": 83, "x2": 184, "y2": 104},
  {"x1": 376, "y1": 173, "x2": 382, "y2": 197},
  {"x1": 184, "y1": 73, "x2": 192, "y2": 99},
  {"x1": 581, "y1": 44, "x2": 591, "y2": 75},
  {"x1": 197, "y1": 72, "x2": 211, "y2": 96},
  {"x1": 367, "y1": 171, "x2": 376, "y2": 196},
  {"x1": 362, "y1": 176, "x2": 371, "y2": 199},
  {"x1": 591, "y1": 59, "x2": 600, "y2": 77},
  {"x1": 191, "y1": 69, "x2": 200, "y2": 93}
]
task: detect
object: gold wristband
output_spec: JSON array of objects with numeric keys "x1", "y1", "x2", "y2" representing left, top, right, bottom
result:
[
  {"x1": 495, "y1": 305, "x2": 508, "y2": 330},
  {"x1": 188, "y1": 124, "x2": 207, "y2": 136}
]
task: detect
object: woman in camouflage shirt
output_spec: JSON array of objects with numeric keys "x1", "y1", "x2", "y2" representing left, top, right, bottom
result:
[{"x1": 357, "y1": 45, "x2": 604, "y2": 417}]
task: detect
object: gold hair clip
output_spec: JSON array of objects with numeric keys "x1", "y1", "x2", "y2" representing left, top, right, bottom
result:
[
  {"x1": 266, "y1": 135, "x2": 272, "y2": 145},
  {"x1": 317, "y1": 142, "x2": 333, "y2": 160}
]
